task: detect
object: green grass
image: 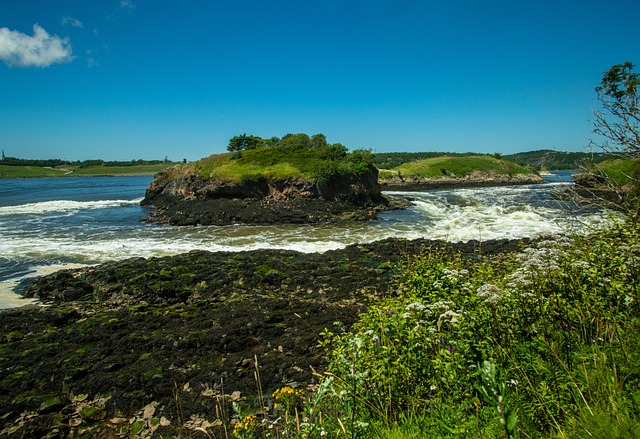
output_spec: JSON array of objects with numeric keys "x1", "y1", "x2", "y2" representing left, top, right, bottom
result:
[
  {"x1": 0, "y1": 165, "x2": 68, "y2": 178},
  {"x1": 594, "y1": 158, "x2": 640, "y2": 186},
  {"x1": 190, "y1": 149, "x2": 326, "y2": 182},
  {"x1": 68, "y1": 163, "x2": 175, "y2": 176},
  {"x1": 174, "y1": 147, "x2": 372, "y2": 184},
  {"x1": 0, "y1": 163, "x2": 176, "y2": 178},
  {"x1": 387, "y1": 155, "x2": 535, "y2": 179}
]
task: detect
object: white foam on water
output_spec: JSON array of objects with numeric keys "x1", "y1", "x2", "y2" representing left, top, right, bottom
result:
[
  {"x1": 0, "y1": 184, "x2": 614, "y2": 309},
  {"x1": 0, "y1": 198, "x2": 142, "y2": 216}
]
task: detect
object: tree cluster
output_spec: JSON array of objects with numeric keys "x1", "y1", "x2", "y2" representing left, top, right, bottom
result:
[
  {"x1": 227, "y1": 133, "x2": 346, "y2": 155},
  {"x1": 0, "y1": 157, "x2": 172, "y2": 168},
  {"x1": 591, "y1": 61, "x2": 640, "y2": 158}
]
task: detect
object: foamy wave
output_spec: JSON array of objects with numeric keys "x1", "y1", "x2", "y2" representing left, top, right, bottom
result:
[{"x1": 0, "y1": 198, "x2": 142, "y2": 216}]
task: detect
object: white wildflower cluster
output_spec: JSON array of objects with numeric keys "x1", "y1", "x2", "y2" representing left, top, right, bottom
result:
[
  {"x1": 401, "y1": 300, "x2": 464, "y2": 330},
  {"x1": 538, "y1": 236, "x2": 574, "y2": 249},
  {"x1": 506, "y1": 240, "x2": 572, "y2": 297},
  {"x1": 618, "y1": 244, "x2": 640, "y2": 270},
  {"x1": 442, "y1": 268, "x2": 470, "y2": 283},
  {"x1": 429, "y1": 268, "x2": 474, "y2": 292},
  {"x1": 570, "y1": 260, "x2": 591, "y2": 271},
  {"x1": 363, "y1": 329, "x2": 380, "y2": 344},
  {"x1": 438, "y1": 310, "x2": 462, "y2": 324},
  {"x1": 476, "y1": 283, "x2": 507, "y2": 305},
  {"x1": 429, "y1": 301, "x2": 456, "y2": 312},
  {"x1": 405, "y1": 301, "x2": 428, "y2": 312},
  {"x1": 505, "y1": 269, "x2": 533, "y2": 294},
  {"x1": 516, "y1": 246, "x2": 562, "y2": 272}
]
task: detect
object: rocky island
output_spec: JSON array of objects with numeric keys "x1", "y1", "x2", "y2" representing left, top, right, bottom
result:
[{"x1": 142, "y1": 134, "x2": 403, "y2": 225}]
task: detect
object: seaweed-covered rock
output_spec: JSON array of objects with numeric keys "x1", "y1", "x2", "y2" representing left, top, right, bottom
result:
[{"x1": 1, "y1": 238, "x2": 527, "y2": 437}]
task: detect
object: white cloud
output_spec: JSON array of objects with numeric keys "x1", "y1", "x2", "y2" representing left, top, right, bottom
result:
[
  {"x1": 0, "y1": 24, "x2": 74, "y2": 68},
  {"x1": 62, "y1": 16, "x2": 84, "y2": 29}
]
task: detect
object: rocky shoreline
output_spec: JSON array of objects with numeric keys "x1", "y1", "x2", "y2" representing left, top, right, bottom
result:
[{"x1": 1, "y1": 237, "x2": 527, "y2": 437}]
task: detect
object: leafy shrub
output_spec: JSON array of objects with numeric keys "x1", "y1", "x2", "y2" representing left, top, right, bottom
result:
[{"x1": 316, "y1": 217, "x2": 640, "y2": 437}]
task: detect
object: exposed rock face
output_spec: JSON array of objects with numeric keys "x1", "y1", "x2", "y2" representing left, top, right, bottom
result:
[
  {"x1": 141, "y1": 165, "x2": 399, "y2": 225},
  {"x1": 380, "y1": 171, "x2": 544, "y2": 191}
]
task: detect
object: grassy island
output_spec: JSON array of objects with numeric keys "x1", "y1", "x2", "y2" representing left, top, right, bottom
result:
[
  {"x1": 141, "y1": 134, "x2": 395, "y2": 225},
  {"x1": 168, "y1": 138, "x2": 374, "y2": 188}
]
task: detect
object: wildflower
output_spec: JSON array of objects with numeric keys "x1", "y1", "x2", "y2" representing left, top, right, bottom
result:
[
  {"x1": 570, "y1": 260, "x2": 590, "y2": 270},
  {"x1": 233, "y1": 414, "x2": 259, "y2": 437},
  {"x1": 477, "y1": 283, "x2": 506, "y2": 305},
  {"x1": 439, "y1": 310, "x2": 462, "y2": 324},
  {"x1": 272, "y1": 386, "x2": 304, "y2": 415},
  {"x1": 405, "y1": 301, "x2": 427, "y2": 312}
]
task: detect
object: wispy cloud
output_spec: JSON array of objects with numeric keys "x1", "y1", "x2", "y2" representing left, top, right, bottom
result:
[
  {"x1": 119, "y1": 0, "x2": 136, "y2": 10},
  {"x1": 0, "y1": 24, "x2": 74, "y2": 68},
  {"x1": 62, "y1": 16, "x2": 84, "y2": 29}
]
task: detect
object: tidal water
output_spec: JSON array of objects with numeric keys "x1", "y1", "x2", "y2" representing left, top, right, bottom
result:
[{"x1": 0, "y1": 172, "x2": 602, "y2": 308}]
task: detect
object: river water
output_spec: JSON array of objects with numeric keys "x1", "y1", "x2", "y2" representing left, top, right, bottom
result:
[{"x1": 0, "y1": 172, "x2": 603, "y2": 308}]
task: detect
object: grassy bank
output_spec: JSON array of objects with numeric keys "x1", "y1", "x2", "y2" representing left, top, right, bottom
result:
[
  {"x1": 380, "y1": 155, "x2": 535, "y2": 180},
  {"x1": 0, "y1": 165, "x2": 68, "y2": 178},
  {"x1": 0, "y1": 163, "x2": 176, "y2": 178},
  {"x1": 594, "y1": 158, "x2": 640, "y2": 187}
]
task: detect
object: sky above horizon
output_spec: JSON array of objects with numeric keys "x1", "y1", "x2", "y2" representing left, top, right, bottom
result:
[{"x1": 1, "y1": 1, "x2": 639, "y2": 161}]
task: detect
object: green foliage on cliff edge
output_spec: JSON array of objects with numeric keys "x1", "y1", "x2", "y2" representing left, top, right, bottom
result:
[
  {"x1": 175, "y1": 141, "x2": 374, "y2": 185},
  {"x1": 382, "y1": 155, "x2": 535, "y2": 179}
]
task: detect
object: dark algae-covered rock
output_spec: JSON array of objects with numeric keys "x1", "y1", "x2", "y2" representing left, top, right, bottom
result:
[{"x1": 0, "y1": 238, "x2": 526, "y2": 437}]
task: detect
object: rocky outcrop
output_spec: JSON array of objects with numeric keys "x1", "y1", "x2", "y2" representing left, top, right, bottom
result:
[
  {"x1": 141, "y1": 165, "x2": 401, "y2": 225},
  {"x1": 380, "y1": 171, "x2": 544, "y2": 191}
]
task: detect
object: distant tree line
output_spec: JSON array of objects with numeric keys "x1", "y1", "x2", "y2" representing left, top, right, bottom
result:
[{"x1": 0, "y1": 157, "x2": 175, "y2": 168}]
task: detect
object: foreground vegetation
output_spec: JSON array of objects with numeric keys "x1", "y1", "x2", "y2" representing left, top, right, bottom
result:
[{"x1": 226, "y1": 215, "x2": 640, "y2": 438}]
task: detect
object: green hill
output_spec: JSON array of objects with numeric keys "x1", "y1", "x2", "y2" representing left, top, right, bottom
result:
[
  {"x1": 380, "y1": 155, "x2": 536, "y2": 179},
  {"x1": 502, "y1": 149, "x2": 612, "y2": 170}
]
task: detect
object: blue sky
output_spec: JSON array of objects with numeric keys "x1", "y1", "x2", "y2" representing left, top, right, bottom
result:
[{"x1": 1, "y1": 1, "x2": 639, "y2": 161}]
